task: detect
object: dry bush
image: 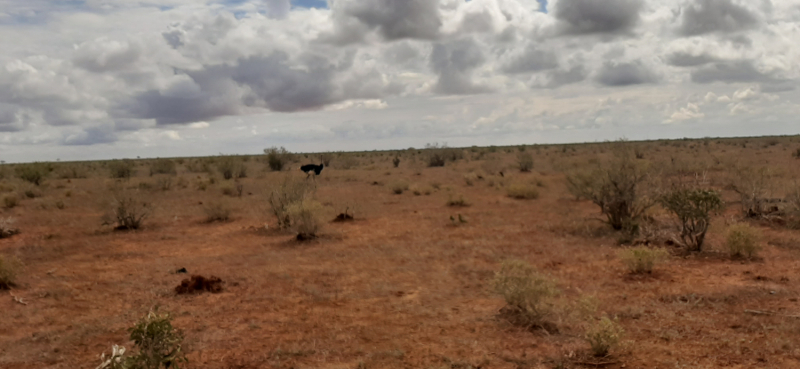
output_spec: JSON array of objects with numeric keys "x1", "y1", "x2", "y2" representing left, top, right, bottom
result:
[
  {"x1": 149, "y1": 159, "x2": 177, "y2": 176},
  {"x1": 55, "y1": 164, "x2": 88, "y2": 179},
  {"x1": 3, "y1": 195, "x2": 18, "y2": 209},
  {"x1": 390, "y1": 181, "x2": 409, "y2": 194},
  {"x1": 0, "y1": 217, "x2": 20, "y2": 239},
  {"x1": 203, "y1": 201, "x2": 231, "y2": 222},
  {"x1": 517, "y1": 151, "x2": 534, "y2": 172},
  {"x1": 410, "y1": 183, "x2": 432, "y2": 196},
  {"x1": 392, "y1": 156, "x2": 400, "y2": 168},
  {"x1": 481, "y1": 159, "x2": 503, "y2": 176},
  {"x1": 463, "y1": 172, "x2": 479, "y2": 186},
  {"x1": 97, "y1": 310, "x2": 187, "y2": 369},
  {"x1": 109, "y1": 160, "x2": 135, "y2": 179},
  {"x1": 492, "y1": 260, "x2": 558, "y2": 329},
  {"x1": 0, "y1": 254, "x2": 21, "y2": 289},
  {"x1": 287, "y1": 198, "x2": 324, "y2": 240},
  {"x1": 424, "y1": 143, "x2": 462, "y2": 167},
  {"x1": 185, "y1": 159, "x2": 213, "y2": 174},
  {"x1": 660, "y1": 188, "x2": 723, "y2": 252},
  {"x1": 15, "y1": 163, "x2": 47, "y2": 185},
  {"x1": 264, "y1": 146, "x2": 292, "y2": 171},
  {"x1": 446, "y1": 194, "x2": 469, "y2": 207},
  {"x1": 507, "y1": 183, "x2": 540, "y2": 200},
  {"x1": 565, "y1": 142, "x2": 656, "y2": 231},
  {"x1": 618, "y1": 246, "x2": 669, "y2": 274},
  {"x1": 728, "y1": 166, "x2": 778, "y2": 218},
  {"x1": 217, "y1": 157, "x2": 247, "y2": 180},
  {"x1": 585, "y1": 317, "x2": 624, "y2": 357},
  {"x1": 726, "y1": 223, "x2": 761, "y2": 258},
  {"x1": 318, "y1": 152, "x2": 334, "y2": 166},
  {"x1": 103, "y1": 189, "x2": 151, "y2": 230},
  {"x1": 268, "y1": 176, "x2": 314, "y2": 228}
]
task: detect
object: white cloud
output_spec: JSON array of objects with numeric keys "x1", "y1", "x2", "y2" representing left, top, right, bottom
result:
[{"x1": 0, "y1": 0, "x2": 797, "y2": 162}]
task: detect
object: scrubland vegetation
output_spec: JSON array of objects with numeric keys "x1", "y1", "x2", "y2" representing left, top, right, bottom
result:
[{"x1": 3, "y1": 136, "x2": 800, "y2": 368}]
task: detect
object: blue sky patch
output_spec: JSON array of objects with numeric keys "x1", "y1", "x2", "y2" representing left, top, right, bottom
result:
[{"x1": 291, "y1": 0, "x2": 328, "y2": 9}]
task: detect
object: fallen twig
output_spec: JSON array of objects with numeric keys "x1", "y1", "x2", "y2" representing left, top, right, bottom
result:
[
  {"x1": 10, "y1": 292, "x2": 27, "y2": 305},
  {"x1": 572, "y1": 360, "x2": 619, "y2": 367}
]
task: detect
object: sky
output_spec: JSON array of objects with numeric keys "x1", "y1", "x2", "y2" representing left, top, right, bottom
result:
[{"x1": 0, "y1": 0, "x2": 798, "y2": 163}]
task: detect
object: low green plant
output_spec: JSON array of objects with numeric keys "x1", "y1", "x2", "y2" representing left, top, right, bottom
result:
[
  {"x1": 618, "y1": 246, "x2": 669, "y2": 274},
  {"x1": 726, "y1": 223, "x2": 761, "y2": 258},
  {"x1": 103, "y1": 189, "x2": 151, "y2": 230},
  {"x1": 492, "y1": 260, "x2": 558, "y2": 328},
  {"x1": 507, "y1": 183, "x2": 540, "y2": 200},
  {"x1": 585, "y1": 317, "x2": 624, "y2": 357},
  {"x1": 660, "y1": 188, "x2": 723, "y2": 251},
  {"x1": 97, "y1": 310, "x2": 187, "y2": 369}
]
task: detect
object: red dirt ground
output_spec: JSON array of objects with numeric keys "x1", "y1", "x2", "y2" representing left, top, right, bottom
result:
[{"x1": 2, "y1": 139, "x2": 800, "y2": 369}]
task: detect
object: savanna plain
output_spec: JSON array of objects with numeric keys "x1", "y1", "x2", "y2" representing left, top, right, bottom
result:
[{"x1": 2, "y1": 137, "x2": 800, "y2": 369}]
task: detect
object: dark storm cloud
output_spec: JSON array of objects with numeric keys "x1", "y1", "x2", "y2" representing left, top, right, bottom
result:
[
  {"x1": 61, "y1": 126, "x2": 118, "y2": 146},
  {"x1": 0, "y1": 104, "x2": 24, "y2": 132},
  {"x1": 596, "y1": 61, "x2": 658, "y2": 86},
  {"x1": 430, "y1": 38, "x2": 491, "y2": 95},
  {"x1": 326, "y1": 0, "x2": 441, "y2": 44},
  {"x1": 554, "y1": 0, "x2": 644, "y2": 34},
  {"x1": 679, "y1": 0, "x2": 759, "y2": 36},
  {"x1": 666, "y1": 52, "x2": 718, "y2": 67},
  {"x1": 501, "y1": 45, "x2": 559, "y2": 74},
  {"x1": 690, "y1": 60, "x2": 782, "y2": 84},
  {"x1": 545, "y1": 65, "x2": 587, "y2": 88}
]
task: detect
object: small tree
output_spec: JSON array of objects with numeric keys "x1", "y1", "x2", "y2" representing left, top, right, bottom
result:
[
  {"x1": 565, "y1": 142, "x2": 656, "y2": 231},
  {"x1": 660, "y1": 189, "x2": 723, "y2": 251},
  {"x1": 264, "y1": 147, "x2": 292, "y2": 171}
]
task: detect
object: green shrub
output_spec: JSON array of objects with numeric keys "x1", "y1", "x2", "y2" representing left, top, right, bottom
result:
[
  {"x1": 585, "y1": 317, "x2": 624, "y2": 357},
  {"x1": 660, "y1": 189, "x2": 723, "y2": 252},
  {"x1": 264, "y1": 147, "x2": 292, "y2": 171},
  {"x1": 109, "y1": 160, "x2": 135, "y2": 179},
  {"x1": 492, "y1": 260, "x2": 558, "y2": 328},
  {"x1": 390, "y1": 181, "x2": 409, "y2": 194},
  {"x1": 97, "y1": 310, "x2": 187, "y2": 369},
  {"x1": 726, "y1": 223, "x2": 761, "y2": 258},
  {"x1": 203, "y1": 201, "x2": 231, "y2": 222},
  {"x1": 286, "y1": 198, "x2": 324, "y2": 240},
  {"x1": 15, "y1": 164, "x2": 46, "y2": 185},
  {"x1": 149, "y1": 159, "x2": 177, "y2": 176},
  {"x1": 618, "y1": 246, "x2": 669, "y2": 274},
  {"x1": 3, "y1": 195, "x2": 18, "y2": 209},
  {"x1": 507, "y1": 183, "x2": 540, "y2": 200},
  {"x1": 517, "y1": 152, "x2": 534, "y2": 172},
  {"x1": 103, "y1": 189, "x2": 151, "y2": 230},
  {"x1": 269, "y1": 176, "x2": 314, "y2": 228},
  {"x1": 565, "y1": 141, "x2": 655, "y2": 231}
]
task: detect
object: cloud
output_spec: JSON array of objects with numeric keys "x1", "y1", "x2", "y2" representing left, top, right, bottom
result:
[
  {"x1": 678, "y1": 0, "x2": 759, "y2": 36},
  {"x1": 72, "y1": 38, "x2": 143, "y2": 73},
  {"x1": 326, "y1": 0, "x2": 442, "y2": 44},
  {"x1": 189, "y1": 121, "x2": 210, "y2": 129},
  {"x1": 430, "y1": 37, "x2": 492, "y2": 95},
  {"x1": 666, "y1": 52, "x2": 717, "y2": 67},
  {"x1": 554, "y1": 0, "x2": 644, "y2": 34},
  {"x1": 595, "y1": 61, "x2": 658, "y2": 86},
  {"x1": 61, "y1": 126, "x2": 118, "y2": 146},
  {"x1": 545, "y1": 65, "x2": 587, "y2": 88},
  {"x1": 690, "y1": 60, "x2": 782, "y2": 84},
  {"x1": 501, "y1": 45, "x2": 559, "y2": 74}
]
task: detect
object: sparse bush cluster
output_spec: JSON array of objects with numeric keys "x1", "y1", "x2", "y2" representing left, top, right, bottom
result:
[
  {"x1": 492, "y1": 260, "x2": 558, "y2": 329},
  {"x1": 216, "y1": 157, "x2": 247, "y2": 180},
  {"x1": 726, "y1": 223, "x2": 761, "y2": 258},
  {"x1": 149, "y1": 159, "x2": 177, "y2": 176},
  {"x1": 506, "y1": 183, "x2": 539, "y2": 200},
  {"x1": 264, "y1": 146, "x2": 292, "y2": 171},
  {"x1": 517, "y1": 152, "x2": 533, "y2": 172},
  {"x1": 425, "y1": 143, "x2": 463, "y2": 167},
  {"x1": 15, "y1": 163, "x2": 47, "y2": 185},
  {"x1": 203, "y1": 200, "x2": 231, "y2": 222},
  {"x1": 109, "y1": 160, "x2": 136, "y2": 179}
]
